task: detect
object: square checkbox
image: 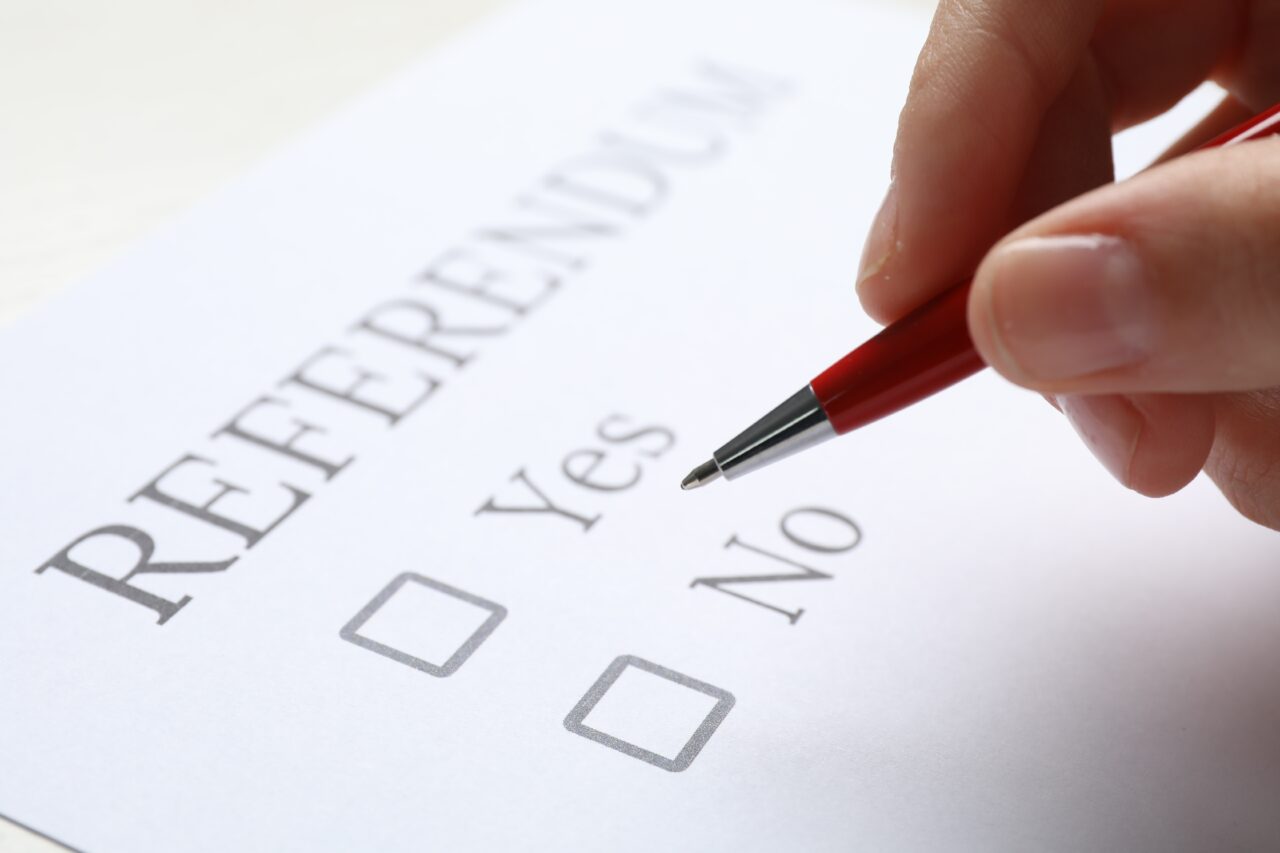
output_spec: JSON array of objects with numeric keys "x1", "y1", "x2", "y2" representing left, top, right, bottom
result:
[
  {"x1": 563, "y1": 655, "x2": 735, "y2": 772},
  {"x1": 339, "y1": 573, "x2": 506, "y2": 677}
]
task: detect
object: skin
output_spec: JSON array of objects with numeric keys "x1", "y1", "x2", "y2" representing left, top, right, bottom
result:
[{"x1": 856, "y1": 0, "x2": 1280, "y2": 530}]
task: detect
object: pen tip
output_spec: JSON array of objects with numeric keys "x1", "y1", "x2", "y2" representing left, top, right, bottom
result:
[{"x1": 680, "y1": 459, "x2": 722, "y2": 491}]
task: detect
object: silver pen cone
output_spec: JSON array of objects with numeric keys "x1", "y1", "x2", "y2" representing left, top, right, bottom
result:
[
  {"x1": 680, "y1": 459, "x2": 723, "y2": 490},
  {"x1": 680, "y1": 385, "x2": 836, "y2": 490}
]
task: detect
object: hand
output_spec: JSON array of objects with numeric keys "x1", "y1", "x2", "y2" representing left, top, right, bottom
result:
[{"x1": 857, "y1": 0, "x2": 1280, "y2": 530}]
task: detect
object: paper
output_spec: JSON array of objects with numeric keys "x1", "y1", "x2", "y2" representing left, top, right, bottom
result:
[{"x1": 1, "y1": 1, "x2": 1277, "y2": 850}]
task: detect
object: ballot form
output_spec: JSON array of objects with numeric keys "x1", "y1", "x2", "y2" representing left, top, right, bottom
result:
[{"x1": 2, "y1": 1, "x2": 1278, "y2": 850}]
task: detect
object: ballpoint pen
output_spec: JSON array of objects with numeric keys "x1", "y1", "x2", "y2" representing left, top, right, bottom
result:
[{"x1": 681, "y1": 101, "x2": 1280, "y2": 489}]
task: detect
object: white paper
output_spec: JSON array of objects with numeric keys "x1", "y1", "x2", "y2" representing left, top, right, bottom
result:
[{"x1": 2, "y1": 1, "x2": 1277, "y2": 850}]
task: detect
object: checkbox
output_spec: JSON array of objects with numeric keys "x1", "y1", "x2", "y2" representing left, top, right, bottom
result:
[
  {"x1": 339, "y1": 573, "x2": 506, "y2": 677},
  {"x1": 563, "y1": 655, "x2": 735, "y2": 772}
]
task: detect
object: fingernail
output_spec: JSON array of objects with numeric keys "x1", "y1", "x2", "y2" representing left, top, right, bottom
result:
[
  {"x1": 857, "y1": 182, "x2": 899, "y2": 287},
  {"x1": 978, "y1": 234, "x2": 1155, "y2": 381},
  {"x1": 1058, "y1": 394, "x2": 1141, "y2": 487}
]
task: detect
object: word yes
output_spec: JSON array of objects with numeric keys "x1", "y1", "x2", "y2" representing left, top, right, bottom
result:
[{"x1": 475, "y1": 414, "x2": 675, "y2": 531}]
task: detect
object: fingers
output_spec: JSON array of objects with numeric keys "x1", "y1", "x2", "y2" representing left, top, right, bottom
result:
[
  {"x1": 1206, "y1": 389, "x2": 1280, "y2": 530},
  {"x1": 857, "y1": 0, "x2": 1261, "y2": 326},
  {"x1": 864, "y1": 0, "x2": 1280, "y2": 519},
  {"x1": 1090, "y1": 0, "x2": 1246, "y2": 130},
  {"x1": 967, "y1": 140, "x2": 1280, "y2": 395},
  {"x1": 856, "y1": 0, "x2": 1106, "y2": 323},
  {"x1": 1058, "y1": 392, "x2": 1215, "y2": 498},
  {"x1": 1209, "y1": 0, "x2": 1280, "y2": 111}
]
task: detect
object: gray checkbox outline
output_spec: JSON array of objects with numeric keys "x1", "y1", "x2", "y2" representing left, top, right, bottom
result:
[
  {"x1": 339, "y1": 572, "x2": 506, "y2": 677},
  {"x1": 563, "y1": 655, "x2": 735, "y2": 772}
]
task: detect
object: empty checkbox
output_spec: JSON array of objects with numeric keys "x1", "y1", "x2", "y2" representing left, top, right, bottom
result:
[
  {"x1": 339, "y1": 573, "x2": 506, "y2": 677},
  {"x1": 563, "y1": 655, "x2": 735, "y2": 772}
]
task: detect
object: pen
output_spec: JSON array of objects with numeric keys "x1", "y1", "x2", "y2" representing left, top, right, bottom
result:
[{"x1": 681, "y1": 101, "x2": 1280, "y2": 490}]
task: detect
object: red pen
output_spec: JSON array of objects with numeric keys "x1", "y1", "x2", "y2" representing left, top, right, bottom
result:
[{"x1": 681, "y1": 101, "x2": 1280, "y2": 489}]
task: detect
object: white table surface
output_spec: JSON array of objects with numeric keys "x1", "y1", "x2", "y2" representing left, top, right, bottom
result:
[{"x1": 0, "y1": 0, "x2": 509, "y2": 329}]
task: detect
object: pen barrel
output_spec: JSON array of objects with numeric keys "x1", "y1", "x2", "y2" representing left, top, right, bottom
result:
[
  {"x1": 1204, "y1": 101, "x2": 1280, "y2": 148},
  {"x1": 810, "y1": 279, "x2": 985, "y2": 434},
  {"x1": 805, "y1": 102, "x2": 1280, "y2": 440}
]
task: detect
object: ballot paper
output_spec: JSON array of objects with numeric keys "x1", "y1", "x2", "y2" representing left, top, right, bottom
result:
[{"x1": 2, "y1": 1, "x2": 1278, "y2": 850}]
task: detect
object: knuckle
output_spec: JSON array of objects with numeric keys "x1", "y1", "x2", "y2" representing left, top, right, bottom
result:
[{"x1": 1206, "y1": 391, "x2": 1280, "y2": 530}]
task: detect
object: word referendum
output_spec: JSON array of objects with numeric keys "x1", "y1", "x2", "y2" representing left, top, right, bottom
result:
[{"x1": 35, "y1": 61, "x2": 793, "y2": 624}]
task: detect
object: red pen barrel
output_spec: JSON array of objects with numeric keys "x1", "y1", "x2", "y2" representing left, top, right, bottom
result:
[
  {"x1": 684, "y1": 102, "x2": 1280, "y2": 488},
  {"x1": 810, "y1": 280, "x2": 985, "y2": 434},
  {"x1": 812, "y1": 100, "x2": 1280, "y2": 439},
  {"x1": 1204, "y1": 101, "x2": 1280, "y2": 148}
]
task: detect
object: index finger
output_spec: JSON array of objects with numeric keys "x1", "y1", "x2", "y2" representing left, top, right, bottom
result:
[{"x1": 855, "y1": 0, "x2": 1105, "y2": 322}]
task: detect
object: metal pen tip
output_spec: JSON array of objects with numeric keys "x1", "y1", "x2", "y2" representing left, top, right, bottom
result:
[{"x1": 680, "y1": 459, "x2": 722, "y2": 490}]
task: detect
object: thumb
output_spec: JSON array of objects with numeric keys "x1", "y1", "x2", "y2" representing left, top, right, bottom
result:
[{"x1": 966, "y1": 139, "x2": 1280, "y2": 395}]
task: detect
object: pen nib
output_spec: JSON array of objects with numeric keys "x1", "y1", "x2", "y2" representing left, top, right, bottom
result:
[{"x1": 680, "y1": 459, "x2": 722, "y2": 491}]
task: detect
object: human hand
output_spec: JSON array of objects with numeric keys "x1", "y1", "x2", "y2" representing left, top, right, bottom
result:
[{"x1": 857, "y1": 0, "x2": 1280, "y2": 530}]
